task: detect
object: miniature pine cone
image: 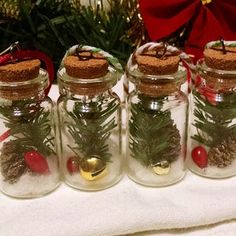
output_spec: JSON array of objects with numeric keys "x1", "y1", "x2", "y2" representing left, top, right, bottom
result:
[
  {"x1": 0, "y1": 141, "x2": 28, "y2": 183},
  {"x1": 151, "y1": 123, "x2": 181, "y2": 165},
  {"x1": 208, "y1": 136, "x2": 236, "y2": 168},
  {"x1": 0, "y1": 0, "x2": 20, "y2": 19},
  {"x1": 161, "y1": 124, "x2": 181, "y2": 162}
]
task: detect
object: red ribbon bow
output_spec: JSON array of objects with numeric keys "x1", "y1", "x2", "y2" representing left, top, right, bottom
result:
[{"x1": 139, "y1": 0, "x2": 236, "y2": 60}]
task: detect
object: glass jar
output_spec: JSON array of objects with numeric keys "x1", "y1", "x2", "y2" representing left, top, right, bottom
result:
[
  {"x1": 126, "y1": 45, "x2": 188, "y2": 187},
  {"x1": 0, "y1": 68, "x2": 60, "y2": 198},
  {"x1": 187, "y1": 58, "x2": 236, "y2": 178},
  {"x1": 57, "y1": 46, "x2": 123, "y2": 191}
]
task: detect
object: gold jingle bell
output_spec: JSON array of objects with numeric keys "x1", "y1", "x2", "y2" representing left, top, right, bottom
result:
[
  {"x1": 152, "y1": 160, "x2": 170, "y2": 175},
  {"x1": 79, "y1": 156, "x2": 107, "y2": 181}
]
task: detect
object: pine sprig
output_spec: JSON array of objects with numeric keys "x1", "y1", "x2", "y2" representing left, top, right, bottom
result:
[
  {"x1": 192, "y1": 90, "x2": 236, "y2": 147},
  {"x1": 66, "y1": 97, "x2": 118, "y2": 162},
  {"x1": 0, "y1": 101, "x2": 54, "y2": 156},
  {"x1": 129, "y1": 95, "x2": 181, "y2": 167}
]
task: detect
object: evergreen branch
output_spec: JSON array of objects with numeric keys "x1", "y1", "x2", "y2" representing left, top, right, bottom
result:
[
  {"x1": 0, "y1": 101, "x2": 54, "y2": 156},
  {"x1": 129, "y1": 95, "x2": 181, "y2": 167},
  {"x1": 67, "y1": 97, "x2": 118, "y2": 162},
  {"x1": 192, "y1": 90, "x2": 236, "y2": 148}
]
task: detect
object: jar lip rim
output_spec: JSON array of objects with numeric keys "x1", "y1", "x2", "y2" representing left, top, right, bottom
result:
[
  {"x1": 0, "y1": 68, "x2": 48, "y2": 87},
  {"x1": 126, "y1": 64, "x2": 186, "y2": 83},
  {"x1": 196, "y1": 58, "x2": 236, "y2": 75},
  {"x1": 57, "y1": 67, "x2": 120, "y2": 85}
]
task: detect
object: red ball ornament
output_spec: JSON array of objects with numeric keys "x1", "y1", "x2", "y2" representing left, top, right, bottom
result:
[
  {"x1": 67, "y1": 157, "x2": 79, "y2": 174},
  {"x1": 191, "y1": 146, "x2": 208, "y2": 168},
  {"x1": 24, "y1": 151, "x2": 50, "y2": 174}
]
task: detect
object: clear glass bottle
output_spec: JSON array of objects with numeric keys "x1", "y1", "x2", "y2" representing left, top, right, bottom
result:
[
  {"x1": 126, "y1": 56, "x2": 188, "y2": 187},
  {"x1": 187, "y1": 58, "x2": 236, "y2": 178},
  {"x1": 57, "y1": 47, "x2": 123, "y2": 191},
  {"x1": 0, "y1": 68, "x2": 60, "y2": 198}
]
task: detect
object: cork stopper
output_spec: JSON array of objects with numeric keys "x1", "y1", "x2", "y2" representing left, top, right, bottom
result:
[
  {"x1": 0, "y1": 59, "x2": 46, "y2": 100},
  {"x1": 136, "y1": 50, "x2": 180, "y2": 75},
  {"x1": 134, "y1": 44, "x2": 182, "y2": 97},
  {"x1": 64, "y1": 52, "x2": 108, "y2": 79},
  {"x1": 204, "y1": 46, "x2": 236, "y2": 71},
  {"x1": 0, "y1": 59, "x2": 40, "y2": 82}
]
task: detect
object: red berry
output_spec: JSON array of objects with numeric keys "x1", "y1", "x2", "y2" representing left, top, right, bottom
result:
[
  {"x1": 24, "y1": 151, "x2": 50, "y2": 174},
  {"x1": 67, "y1": 157, "x2": 79, "y2": 174},
  {"x1": 191, "y1": 146, "x2": 208, "y2": 168}
]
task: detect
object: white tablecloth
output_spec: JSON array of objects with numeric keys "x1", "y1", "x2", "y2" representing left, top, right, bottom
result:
[
  {"x1": 1, "y1": 84, "x2": 236, "y2": 236},
  {"x1": 1, "y1": 172, "x2": 236, "y2": 236}
]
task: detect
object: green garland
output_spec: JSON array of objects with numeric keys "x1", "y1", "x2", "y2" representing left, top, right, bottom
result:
[
  {"x1": 0, "y1": 0, "x2": 188, "y2": 78},
  {"x1": 0, "y1": 0, "x2": 142, "y2": 71}
]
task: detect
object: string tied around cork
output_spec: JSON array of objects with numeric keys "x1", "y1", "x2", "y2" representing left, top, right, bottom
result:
[
  {"x1": 210, "y1": 38, "x2": 236, "y2": 55},
  {"x1": 140, "y1": 42, "x2": 180, "y2": 60},
  {"x1": 68, "y1": 45, "x2": 123, "y2": 73},
  {"x1": 76, "y1": 46, "x2": 94, "y2": 61},
  {"x1": 130, "y1": 42, "x2": 183, "y2": 66}
]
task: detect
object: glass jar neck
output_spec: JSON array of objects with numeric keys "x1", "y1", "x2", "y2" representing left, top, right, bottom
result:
[
  {"x1": 57, "y1": 67, "x2": 120, "y2": 97},
  {"x1": 127, "y1": 65, "x2": 186, "y2": 97},
  {"x1": 0, "y1": 69, "x2": 49, "y2": 101},
  {"x1": 197, "y1": 59, "x2": 236, "y2": 93},
  {"x1": 136, "y1": 80, "x2": 183, "y2": 97},
  {"x1": 60, "y1": 89, "x2": 114, "y2": 102}
]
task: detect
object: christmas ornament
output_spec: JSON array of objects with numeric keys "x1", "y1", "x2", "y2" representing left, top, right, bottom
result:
[
  {"x1": 0, "y1": 43, "x2": 55, "y2": 176},
  {"x1": 59, "y1": 45, "x2": 122, "y2": 190},
  {"x1": 191, "y1": 146, "x2": 208, "y2": 168},
  {"x1": 189, "y1": 40, "x2": 236, "y2": 179},
  {"x1": 152, "y1": 160, "x2": 170, "y2": 175},
  {"x1": 0, "y1": 42, "x2": 58, "y2": 198},
  {"x1": 126, "y1": 42, "x2": 187, "y2": 186},
  {"x1": 129, "y1": 43, "x2": 182, "y2": 168},
  {"x1": 24, "y1": 151, "x2": 49, "y2": 174},
  {"x1": 63, "y1": 46, "x2": 120, "y2": 176},
  {"x1": 79, "y1": 156, "x2": 107, "y2": 181},
  {"x1": 67, "y1": 156, "x2": 79, "y2": 174}
]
